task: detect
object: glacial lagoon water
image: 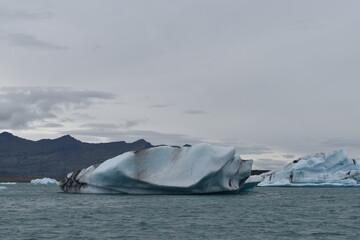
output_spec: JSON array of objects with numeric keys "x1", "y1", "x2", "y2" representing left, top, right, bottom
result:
[{"x1": 1, "y1": 184, "x2": 359, "y2": 240}]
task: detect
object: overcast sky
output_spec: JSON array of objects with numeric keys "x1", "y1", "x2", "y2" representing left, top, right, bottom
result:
[{"x1": 1, "y1": 0, "x2": 360, "y2": 169}]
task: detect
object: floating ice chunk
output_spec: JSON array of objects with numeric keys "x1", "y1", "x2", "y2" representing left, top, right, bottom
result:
[
  {"x1": 259, "y1": 149, "x2": 360, "y2": 187},
  {"x1": 60, "y1": 143, "x2": 253, "y2": 194},
  {"x1": 0, "y1": 182, "x2": 16, "y2": 185},
  {"x1": 30, "y1": 178, "x2": 58, "y2": 185}
]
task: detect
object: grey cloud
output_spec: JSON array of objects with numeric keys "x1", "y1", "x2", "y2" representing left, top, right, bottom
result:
[
  {"x1": 184, "y1": 110, "x2": 207, "y2": 115},
  {"x1": 81, "y1": 119, "x2": 146, "y2": 130},
  {"x1": 93, "y1": 44, "x2": 103, "y2": 50},
  {"x1": 0, "y1": 87, "x2": 116, "y2": 129},
  {"x1": 71, "y1": 113, "x2": 96, "y2": 121},
  {"x1": 59, "y1": 117, "x2": 74, "y2": 123},
  {"x1": 150, "y1": 104, "x2": 175, "y2": 108},
  {"x1": 0, "y1": 7, "x2": 52, "y2": 22},
  {"x1": 203, "y1": 138, "x2": 273, "y2": 155},
  {"x1": 236, "y1": 144, "x2": 272, "y2": 155},
  {"x1": 319, "y1": 137, "x2": 360, "y2": 149},
  {"x1": 283, "y1": 154, "x2": 295, "y2": 159},
  {"x1": 81, "y1": 123, "x2": 119, "y2": 129},
  {"x1": 39, "y1": 122, "x2": 64, "y2": 128},
  {"x1": 124, "y1": 119, "x2": 147, "y2": 128},
  {"x1": 253, "y1": 158, "x2": 288, "y2": 170},
  {"x1": 1, "y1": 33, "x2": 67, "y2": 50}
]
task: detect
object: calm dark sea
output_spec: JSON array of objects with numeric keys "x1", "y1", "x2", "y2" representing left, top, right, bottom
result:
[{"x1": 0, "y1": 183, "x2": 359, "y2": 240}]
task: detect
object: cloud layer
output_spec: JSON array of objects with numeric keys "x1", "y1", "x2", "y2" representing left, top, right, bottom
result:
[
  {"x1": 0, "y1": 87, "x2": 115, "y2": 129},
  {"x1": 0, "y1": 7, "x2": 52, "y2": 22},
  {"x1": 1, "y1": 33, "x2": 67, "y2": 50},
  {"x1": 1, "y1": 1, "x2": 360, "y2": 169}
]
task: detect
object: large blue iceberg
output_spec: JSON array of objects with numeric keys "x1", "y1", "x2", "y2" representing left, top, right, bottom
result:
[
  {"x1": 60, "y1": 143, "x2": 253, "y2": 194},
  {"x1": 259, "y1": 149, "x2": 360, "y2": 187}
]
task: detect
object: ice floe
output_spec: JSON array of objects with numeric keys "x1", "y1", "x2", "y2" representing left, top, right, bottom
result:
[{"x1": 30, "y1": 178, "x2": 58, "y2": 185}]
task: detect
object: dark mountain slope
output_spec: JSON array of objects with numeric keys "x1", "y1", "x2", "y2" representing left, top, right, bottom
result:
[{"x1": 0, "y1": 132, "x2": 153, "y2": 180}]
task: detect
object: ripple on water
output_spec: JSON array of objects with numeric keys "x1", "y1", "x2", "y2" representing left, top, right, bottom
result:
[{"x1": 1, "y1": 185, "x2": 360, "y2": 240}]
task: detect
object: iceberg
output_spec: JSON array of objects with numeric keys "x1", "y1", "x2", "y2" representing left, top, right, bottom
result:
[
  {"x1": 60, "y1": 143, "x2": 253, "y2": 194},
  {"x1": 259, "y1": 149, "x2": 360, "y2": 187},
  {"x1": 30, "y1": 178, "x2": 58, "y2": 185}
]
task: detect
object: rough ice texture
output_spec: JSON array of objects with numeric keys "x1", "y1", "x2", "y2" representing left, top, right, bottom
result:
[
  {"x1": 30, "y1": 178, "x2": 58, "y2": 185},
  {"x1": 60, "y1": 143, "x2": 253, "y2": 194},
  {"x1": 259, "y1": 149, "x2": 360, "y2": 187}
]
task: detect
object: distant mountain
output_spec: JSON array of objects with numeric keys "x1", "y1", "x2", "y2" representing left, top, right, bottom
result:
[{"x1": 0, "y1": 132, "x2": 153, "y2": 181}]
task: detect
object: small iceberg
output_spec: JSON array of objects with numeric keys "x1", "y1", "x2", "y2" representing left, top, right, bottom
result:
[
  {"x1": 60, "y1": 143, "x2": 253, "y2": 194},
  {"x1": 30, "y1": 178, "x2": 58, "y2": 185},
  {"x1": 259, "y1": 149, "x2": 360, "y2": 187}
]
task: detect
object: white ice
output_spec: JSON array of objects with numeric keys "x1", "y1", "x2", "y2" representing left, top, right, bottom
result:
[
  {"x1": 259, "y1": 149, "x2": 360, "y2": 187},
  {"x1": 0, "y1": 182, "x2": 16, "y2": 185},
  {"x1": 60, "y1": 143, "x2": 253, "y2": 194},
  {"x1": 30, "y1": 178, "x2": 58, "y2": 185}
]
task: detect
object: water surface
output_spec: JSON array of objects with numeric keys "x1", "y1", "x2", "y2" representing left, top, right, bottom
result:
[{"x1": 1, "y1": 184, "x2": 359, "y2": 239}]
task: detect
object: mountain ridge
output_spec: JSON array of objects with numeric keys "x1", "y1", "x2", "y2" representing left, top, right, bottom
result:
[{"x1": 0, "y1": 132, "x2": 154, "y2": 180}]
